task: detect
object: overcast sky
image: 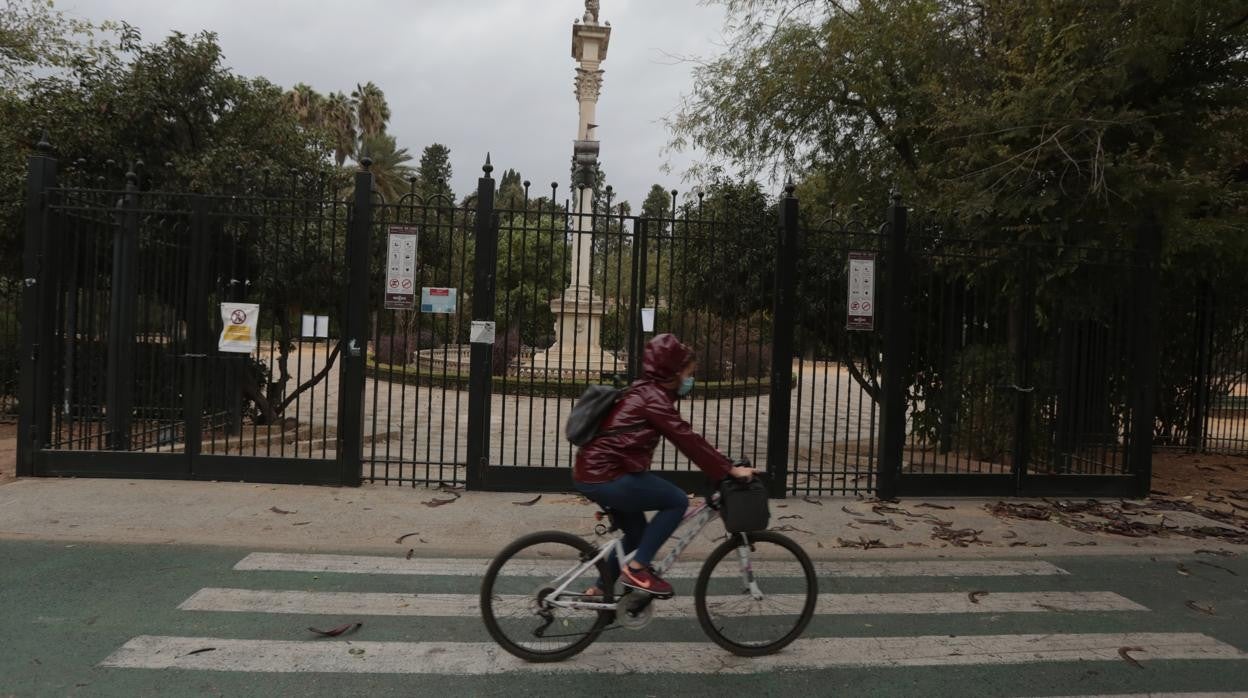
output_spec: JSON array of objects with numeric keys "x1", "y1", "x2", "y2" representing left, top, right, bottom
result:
[{"x1": 63, "y1": 0, "x2": 730, "y2": 206}]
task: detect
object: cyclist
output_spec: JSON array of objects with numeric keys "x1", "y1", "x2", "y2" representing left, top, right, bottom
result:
[{"x1": 573, "y1": 333, "x2": 755, "y2": 598}]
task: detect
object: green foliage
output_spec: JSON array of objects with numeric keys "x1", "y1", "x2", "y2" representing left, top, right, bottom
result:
[
  {"x1": 495, "y1": 210, "x2": 572, "y2": 347},
  {"x1": 361, "y1": 132, "x2": 414, "y2": 203},
  {"x1": 416, "y1": 143, "x2": 455, "y2": 204},
  {"x1": 674, "y1": 0, "x2": 1248, "y2": 247}
]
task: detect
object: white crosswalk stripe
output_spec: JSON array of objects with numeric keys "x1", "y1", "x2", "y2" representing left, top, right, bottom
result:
[
  {"x1": 233, "y1": 552, "x2": 1069, "y2": 578},
  {"x1": 179, "y1": 587, "x2": 1146, "y2": 617},
  {"x1": 101, "y1": 633, "x2": 1247, "y2": 674},
  {"x1": 95, "y1": 550, "x2": 1247, "y2": 683}
]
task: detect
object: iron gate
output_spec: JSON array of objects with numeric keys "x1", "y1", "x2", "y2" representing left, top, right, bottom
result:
[{"x1": 16, "y1": 146, "x2": 1162, "y2": 497}]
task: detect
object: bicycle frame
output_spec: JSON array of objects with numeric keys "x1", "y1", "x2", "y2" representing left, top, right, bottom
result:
[{"x1": 540, "y1": 494, "x2": 758, "y2": 612}]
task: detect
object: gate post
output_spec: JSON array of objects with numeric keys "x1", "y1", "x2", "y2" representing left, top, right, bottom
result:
[
  {"x1": 1011, "y1": 247, "x2": 1037, "y2": 485},
  {"x1": 465, "y1": 156, "x2": 497, "y2": 490},
  {"x1": 1128, "y1": 214, "x2": 1163, "y2": 497},
  {"x1": 17, "y1": 134, "x2": 58, "y2": 476},
  {"x1": 876, "y1": 192, "x2": 910, "y2": 501},
  {"x1": 765, "y1": 183, "x2": 799, "y2": 498},
  {"x1": 627, "y1": 217, "x2": 649, "y2": 381},
  {"x1": 338, "y1": 162, "x2": 374, "y2": 487},
  {"x1": 105, "y1": 165, "x2": 141, "y2": 450}
]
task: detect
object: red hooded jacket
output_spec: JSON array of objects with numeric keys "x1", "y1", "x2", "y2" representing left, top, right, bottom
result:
[{"x1": 573, "y1": 333, "x2": 734, "y2": 484}]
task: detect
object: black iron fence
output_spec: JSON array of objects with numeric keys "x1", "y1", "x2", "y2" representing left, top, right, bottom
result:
[{"x1": 12, "y1": 143, "x2": 1242, "y2": 497}]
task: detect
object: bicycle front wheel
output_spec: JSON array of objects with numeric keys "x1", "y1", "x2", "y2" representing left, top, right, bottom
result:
[
  {"x1": 694, "y1": 530, "x2": 817, "y2": 656},
  {"x1": 480, "y1": 531, "x2": 614, "y2": 663}
]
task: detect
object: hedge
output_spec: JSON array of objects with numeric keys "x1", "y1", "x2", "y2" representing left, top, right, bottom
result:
[{"x1": 366, "y1": 361, "x2": 777, "y2": 400}]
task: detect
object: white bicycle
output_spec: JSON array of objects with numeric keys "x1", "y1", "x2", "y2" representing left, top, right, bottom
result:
[{"x1": 480, "y1": 480, "x2": 817, "y2": 662}]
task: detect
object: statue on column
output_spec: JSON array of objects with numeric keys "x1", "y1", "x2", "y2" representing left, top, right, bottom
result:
[{"x1": 584, "y1": 0, "x2": 600, "y2": 23}]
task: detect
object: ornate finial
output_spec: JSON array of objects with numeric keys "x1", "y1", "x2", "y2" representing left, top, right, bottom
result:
[
  {"x1": 523, "y1": 180, "x2": 531, "y2": 189},
  {"x1": 891, "y1": 188, "x2": 902, "y2": 205},
  {"x1": 360, "y1": 155, "x2": 372, "y2": 171},
  {"x1": 784, "y1": 178, "x2": 796, "y2": 197},
  {"x1": 482, "y1": 152, "x2": 493, "y2": 175},
  {"x1": 124, "y1": 161, "x2": 138, "y2": 186},
  {"x1": 36, "y1": 129, "x2": 51, "y2": 153}
]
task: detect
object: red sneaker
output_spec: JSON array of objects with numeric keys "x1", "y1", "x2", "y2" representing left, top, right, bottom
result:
[{"x1": 620, "y1": 564, "x2": 674, "y2": 598}]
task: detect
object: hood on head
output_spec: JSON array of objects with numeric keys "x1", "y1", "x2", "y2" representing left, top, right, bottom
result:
[{"x1": 643, "y1": 333, "x2": 692, "y2": 383}]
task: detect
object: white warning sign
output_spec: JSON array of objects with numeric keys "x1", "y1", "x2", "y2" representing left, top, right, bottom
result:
[
  {"x1": 847, "y1": 251, "x2": 875, "y2": 331},
  {"x1": 219, "y1": 302, "x2": 259, "y2": 353},
  {"x1": 384, "y1": 225, "x2": 419, "y2": 310}
]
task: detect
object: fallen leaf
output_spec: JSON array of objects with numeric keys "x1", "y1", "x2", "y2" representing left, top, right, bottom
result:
[
  {"x1": 1002, "y1": 530, "x2": 1018, "y2": 539},
  {"x1": 779, "y1": 514, "x2": 804, "y2": 520},
  {"x1": 1195, "y1": 549, "x2": 1237, "y2": 557},
  {"x1": 292, "y1": 521, "x2": 311, "y2": 526},
  {"x1": 513, "y1": 495, "x2": 542, "y2": 506},
  {"x1": 803, "y1": 497, "x2": 823, "y2": 506},
  {"x1": 349, "y1": 647, "x2": 366, "y2": 656},
  {"x1": 1177, "y1": 563, "x2": 1192, "y2": 576},
  {"x1": 395, "y1": 531, "x2": 421, "y2": 544},
  {"x1": 917, "y1": 503, "x2": 954, "y2": 510},
  {"x1": 422, "y1": 497, "x2": 458, "y2": 508},
  {"x1": 1185, "y1": 600, "x2": 1216, "y2": 615},
  {"x1": 405, "y1": 549, "x2": 414, "y2": 560},
  {"x1": 309, "y1": 622, "x2": 362, "y2": 637},
  {"x1": 771, "y1": 524, "x2": 814, "y2": 535},
  {"x1": 968, "y1": 591, "x2": 988, "y2": 604},
  {"x1": 183, "y1": 647, "x2": 216, "y2": 657},
  {"x1": 270, "y1": 506, "x2": 295, "y2": 515},
  {"x1": 1118, "y1": 646, "x2": 1145, "y2": 669},
  {"x1": 1194, "y1": 560, "x2": 1237, "y2": 576}
]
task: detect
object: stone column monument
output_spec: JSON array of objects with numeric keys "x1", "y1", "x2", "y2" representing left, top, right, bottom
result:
[{"x1": 526, "y1": 1, "x2": 621, "y2": 380}]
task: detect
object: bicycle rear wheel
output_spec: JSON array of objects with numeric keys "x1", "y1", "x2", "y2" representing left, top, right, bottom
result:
[
  {"x1": 694, "y1": 530, "x2": 817, "y2": 656},
  {"x1": 480, "y1": 531, "x2": 614, "y2": 662}
]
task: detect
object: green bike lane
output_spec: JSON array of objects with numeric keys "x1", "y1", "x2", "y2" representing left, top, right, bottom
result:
[{"x1": 2, "y1": 540, "x2": 1247, "y2": 697}]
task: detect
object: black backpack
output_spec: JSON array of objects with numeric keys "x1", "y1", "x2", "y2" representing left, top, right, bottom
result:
[{"x1": 565, "y1": 385, "x2": 642, "y2": 447}]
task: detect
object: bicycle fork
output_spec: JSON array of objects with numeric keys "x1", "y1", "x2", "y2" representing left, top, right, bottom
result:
[{"x1": 735, "y1": 534, "x2": 764, "y2": 600}]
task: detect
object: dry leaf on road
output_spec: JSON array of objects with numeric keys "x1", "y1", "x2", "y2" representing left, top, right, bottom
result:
[{"x1": 309, "y1": 622, "x2": 362, "y2": 638}]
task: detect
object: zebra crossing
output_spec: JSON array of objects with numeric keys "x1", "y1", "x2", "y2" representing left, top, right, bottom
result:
[{"x1": 100, "y1": 551, "x2": 1248, "y2": 681}]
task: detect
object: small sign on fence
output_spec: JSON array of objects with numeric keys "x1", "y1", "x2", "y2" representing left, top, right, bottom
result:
[
  {"x1": 421, "y1": 287, "x2": 457, "y2": 314},
  {"x1": 219, "y1": 302, "x2": 259, "y2": 353},
  {"x1": 384, "y1": 225, "x2": 419, "y2": 310},
  {"x1": 470, "y1": 320, "x2": 496, "y2": 345},
  {"x1": 847, "y1": 251, "x2": 875, "y2": 331},
  {"x1": 301, "y1": 314, "x2": 330, "y2": 338},
  {"x1": 641, "y1": 307, "x2": 656, "y2": 332}
]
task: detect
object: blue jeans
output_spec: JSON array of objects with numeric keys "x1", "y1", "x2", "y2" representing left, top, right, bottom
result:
[{"x1": 575, "y1": 472, "x2": 687, "y2": 585}]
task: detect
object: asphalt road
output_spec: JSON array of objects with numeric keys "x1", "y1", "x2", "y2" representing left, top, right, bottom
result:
[{"x1": 2, "y1": 540, "x2": 1247, "y2": 697}]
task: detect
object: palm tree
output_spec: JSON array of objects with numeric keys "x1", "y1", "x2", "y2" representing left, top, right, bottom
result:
[
  {"x1": 360, "y1": 132, "x2": 415, "y2": 202},
  {"x1": 281, "y1": 83, "x2": 323, "y2": 129},
  {"x1": 322, "y1": 91, "x2": 357, "y2": 167},
  {"x1": 351, "y1": 81, "x2": 391, "y2": 139}
]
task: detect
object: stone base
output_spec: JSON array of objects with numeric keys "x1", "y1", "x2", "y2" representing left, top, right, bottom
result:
[{"x1": 521, "y1": 348, "x2": 627, "y2": 381}]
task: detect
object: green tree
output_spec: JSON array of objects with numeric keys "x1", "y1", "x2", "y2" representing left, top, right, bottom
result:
[
  {"x1": 322, "y1": 91, "x2": 356, "y2": 167},
  {"x1": 497, "y1": 168, "x2": 525, "y2": 209},
  {"x1": 416, "y1": 143, "x2": 455, "y2": 204},
  {"x1": 351, "y1": 81, "x2": 390, "y2": 139},
  {"x1": 361, "y1": 132, "x2": 414, "y2": 203}
]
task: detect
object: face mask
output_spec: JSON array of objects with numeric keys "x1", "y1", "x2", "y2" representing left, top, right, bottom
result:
[{"x1": 677, "y1": 376, "x2": 695, "y2": 397}]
